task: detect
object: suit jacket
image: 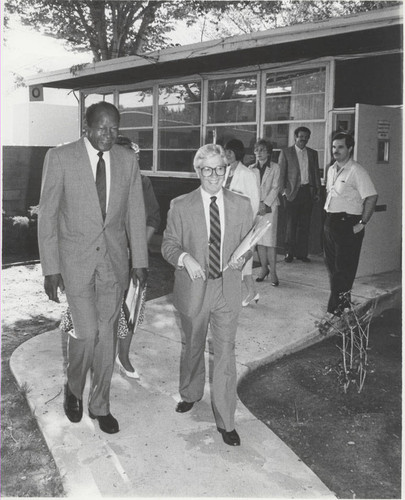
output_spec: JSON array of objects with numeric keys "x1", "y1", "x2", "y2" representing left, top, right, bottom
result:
[
  {"x1": 161, "y1": 188, "x2": 253, "y2": 317},
  {"x1": 279, "y1": 145, "x2": 320, "y2": 202},
  {"x1": 223, "y1": 162, "x2": 260, "y2": 215},
  {"x1": 38, "y1": 137, "x2": 148, "y2": 294},
  {"x1": 249, "y1": 160, "x2": 281, "y2": 209}
]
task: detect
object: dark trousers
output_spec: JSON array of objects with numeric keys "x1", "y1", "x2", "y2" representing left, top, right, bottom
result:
[
  {"x1": 285, "y1": 185, "x2": 313, "y2": 258},
  {"x1": 323, "y1": 212, "x2": 364, "y2": 314}
]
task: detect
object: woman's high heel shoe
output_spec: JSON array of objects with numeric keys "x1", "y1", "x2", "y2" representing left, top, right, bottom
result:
[
  {"x1": 116, "y1": 356, "x2": 140, "y2": 379},
  {"x1": 242, "y1": 293, "x2": 260, "y2": 307},
  {"x1": 256, "y1": 270, "x2": 269, "y2": 282}
]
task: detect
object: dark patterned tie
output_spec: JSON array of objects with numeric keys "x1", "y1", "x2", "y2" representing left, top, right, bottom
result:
[
  {"x1": 209, "y1": 196, "x2": 221, "y2": 278},
  {"x1": 96, "y1": 151, "x2": 106, "y2": 220},
  {"x1": 224, "y1": 171, "x2": 232, "y2": 189}
]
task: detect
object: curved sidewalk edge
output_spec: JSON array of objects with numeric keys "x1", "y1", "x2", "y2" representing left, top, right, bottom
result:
[{"x1": 10, "y1": 259, "x2": 400, "y2": 497}]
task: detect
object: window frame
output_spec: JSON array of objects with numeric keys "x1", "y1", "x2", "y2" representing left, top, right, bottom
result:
[{"x1": 79, "y1": 60, "x2": 332, "y2": 178}]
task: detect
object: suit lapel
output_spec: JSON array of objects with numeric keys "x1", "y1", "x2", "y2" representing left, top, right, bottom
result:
[
  {"x1": 106, "y1": 147, "x2": 121, "y2": 222},
  {"x1": 74, "y1": 138, "x2": 102, "y2": 217}
]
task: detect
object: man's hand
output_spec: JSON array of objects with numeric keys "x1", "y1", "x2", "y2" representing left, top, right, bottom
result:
[
  {"x1": 44, "y1": 274, "x2": 64, "y2": 303},
  {"x1": 228, "y1": 249, "x2": 251, "y2": 271},
  {"x1": 353, "y1": 223, "x2": 365, "y2": 234},
  {"x1": 183, "y1": 254, "x2": 206, "y2": 282},
  {"x1": 131, "y1": 268, "x2": 148, "y2": 287}
]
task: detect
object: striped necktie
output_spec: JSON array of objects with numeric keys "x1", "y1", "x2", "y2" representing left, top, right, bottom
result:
[
  {"x1": 96, "y1": 151, "x2": 107, "y2": 220},
  {"x1": 208, "y1": 196, "x2": 221, "y2": 278}
]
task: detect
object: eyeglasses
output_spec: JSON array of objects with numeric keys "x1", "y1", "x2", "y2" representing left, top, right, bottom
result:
[{"x1": 199, "y1": 166, "x2": 226, "y2": 177}]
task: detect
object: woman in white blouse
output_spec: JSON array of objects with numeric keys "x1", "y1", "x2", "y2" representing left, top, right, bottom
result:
[{"x1": 223, "y1": 139, "x2": 260, "y2": 306}]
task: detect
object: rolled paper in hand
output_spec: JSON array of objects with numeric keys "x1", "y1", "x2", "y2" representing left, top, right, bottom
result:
[{"x1": 223, "y1": 215, "x2": 271, "y2": 272}]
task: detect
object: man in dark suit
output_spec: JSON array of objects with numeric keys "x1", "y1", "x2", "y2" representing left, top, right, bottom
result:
[
  {"x1": 162, "y1": 144, "x2": 253, "y2": 447},
  {"x1": 279, "y1": 126, "x2": 321, "y2": 262},
  {"x1": 38, "y1": 102, "x2": 148, "y2": 434}
]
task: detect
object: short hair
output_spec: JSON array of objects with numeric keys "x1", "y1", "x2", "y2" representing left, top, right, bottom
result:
[
  {"x1": 116, "y1": 135, "x2": 140, "y2": 153},
  {"x1": 332, "y1": 132, "x2": 355, "y2": 150},
  {"x1": 294, "y1": 126, "x2": 311, "y2": 137},
  {"x1": 224, "y1": 139, "x2": 245, "y2": 162},
  {"x1": 193, "y1": 144, "x2": 227, "y2": 171},
  {"x1": 85, "y1": 101, "x2": 120, "y2": 127},
  {"x1": 253, "y1": 139, "x2": 273, "y2": 155}
]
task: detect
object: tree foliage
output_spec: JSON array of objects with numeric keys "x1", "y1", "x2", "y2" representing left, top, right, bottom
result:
[{"x1": 4, "y1": 1, "x2": 400, "y2": 61}]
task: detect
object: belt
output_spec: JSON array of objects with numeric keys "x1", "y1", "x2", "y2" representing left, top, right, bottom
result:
[{"x1": 326, "y1": 212, "x2": 361, "y2": 221}]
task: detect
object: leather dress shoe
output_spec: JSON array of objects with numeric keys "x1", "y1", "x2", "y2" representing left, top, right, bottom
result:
[
  {"x1": 64, "y1": 384, "x2": 83, "y2": 423},
  {"x1": 297, "y1": 256, "x2": 311, "y2": 263},
  {"x1": 217, "y1": 427, "x2": 241, "y2": 446},
  {"x1": 175, "y1": 400, "x2": 195, "y2": 413},
  {"x1": 89, "y1": 411, "x2": 119, "y2": 434},
  {"x1": 284, "y1": 254, "x2": 293, "y2": 263}
]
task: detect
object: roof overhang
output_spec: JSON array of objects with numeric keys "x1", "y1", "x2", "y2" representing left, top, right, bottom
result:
[{"x1": 27, "y1": 5, "x2": 403, "y2": 90}]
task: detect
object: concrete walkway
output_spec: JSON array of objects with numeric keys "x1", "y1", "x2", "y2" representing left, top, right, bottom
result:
[{"x1": 10, "y1": 255, "x2": 401, "y2": 497}]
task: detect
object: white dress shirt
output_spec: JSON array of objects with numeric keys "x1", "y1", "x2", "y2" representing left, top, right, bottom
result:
[
  {"x1": 178, "y1": 187, "x2": 225, "y2": 269},
  {"x1": 84, "y1": 137, "x2": 112, "y2": 210},
  {"x1": 324, "y1": 158, "x2": 377, "y2": 214},
  {"x1": 295, "y1": 144, "x2": 309, "y2": 185}
]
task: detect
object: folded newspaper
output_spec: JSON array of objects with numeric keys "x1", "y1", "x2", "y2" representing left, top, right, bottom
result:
[
  {"x1": 223, "y1": 215, "x2": 271, "y2": 272},
  {"x1": 123, "y1": 280, "x2": 146, "y2": 334}
]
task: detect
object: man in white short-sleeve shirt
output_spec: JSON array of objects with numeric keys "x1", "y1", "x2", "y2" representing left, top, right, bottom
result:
[{"x1": 323, "y1": 132, "x2": 378, "y2": 316}]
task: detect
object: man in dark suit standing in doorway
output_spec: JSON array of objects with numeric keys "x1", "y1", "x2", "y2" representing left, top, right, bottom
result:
[{"x1": 279, "y1": 126, "x2": 321, "y2": 262}]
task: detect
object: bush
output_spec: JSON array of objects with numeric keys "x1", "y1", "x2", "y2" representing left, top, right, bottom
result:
[{"x1": 2, "y1": 206, "x2": 39, "y2": 258}]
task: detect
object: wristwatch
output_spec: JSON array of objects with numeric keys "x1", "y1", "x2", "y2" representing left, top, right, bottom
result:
[{"x1": 359, "y1": 219, "x2": 366, "y2": 225}]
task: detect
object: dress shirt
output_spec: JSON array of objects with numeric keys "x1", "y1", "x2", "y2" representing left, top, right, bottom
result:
[
  {"x1": 178, "y1": 187, "x2": 225, "y2": 269},
  {"x1": 324, "y1": 158, "x2": 377, "y2": 214},
  {"x1": 295, "y1": 144, "x2": 309, "y2": 185},
  {"x1": 84, "y1": 137, "x2": 111, "y2": 210}
]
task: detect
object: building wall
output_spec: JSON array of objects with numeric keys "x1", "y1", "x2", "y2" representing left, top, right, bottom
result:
[
  {"x1": 10, "y1": 103, "x2": 78, "y2": 147},
  {"x1": 2, "y1": 146, "x2": 49, "y2": 215}
]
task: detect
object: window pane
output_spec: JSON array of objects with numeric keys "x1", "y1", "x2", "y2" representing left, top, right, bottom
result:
[
  {"x1": 119, "y1": 90, "x2": 153, "y2": 127},
  {"x1": 206, "y1": 125, "x2": 257, "y2": 156},
  {"x1": 158, "y1": 150, "x2": 196, "y2": 172},
  {"x1": 159, "y1": 127, "x2": 200, "y2": 149},
  {"x1": 208, "y1": 76, "x2": 257, "y2": 124},
  {"x1": 265, "y1": 69, "x2": 326, "y2": 121},
  {"x1": 84, "y1": 93, "x2": 114, "y2": 109},
  {"x1": 159, "y1": 83, "x2": 201, "y2": 127},
  {"x1": 264, "y1": 122, "x2": 325, "y2": 152},
  {"x1": 120, "y1": 129, "x2": 153, "y2": 150}
]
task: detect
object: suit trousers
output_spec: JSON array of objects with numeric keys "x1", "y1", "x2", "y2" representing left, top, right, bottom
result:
[
  {"x1": 285, "y1": 185, "x2": 313, "y2": 258},
  {"x1": 65, "y1": 254, "x2": 124, "y2": 415},
  {"x1": 178, "y1": 278, "x2": 239, "y2": 431},
  {"x1": 323, "y1": 212, "x2": 364, "y2": 314}
]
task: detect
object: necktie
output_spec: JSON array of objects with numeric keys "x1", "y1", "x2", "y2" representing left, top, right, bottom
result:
[
  {"x1": 224, "y1": 171, "x2": 233, "y2": 189},
  {"x1": 96, "y1": 151, "x2": 106, "y2": 220},
  {"x1": 209, "y1": 196, "x2": 221, "y2": 278}
]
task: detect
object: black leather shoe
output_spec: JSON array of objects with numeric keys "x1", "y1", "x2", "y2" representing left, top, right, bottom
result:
[
  {"x1": 175, "y1": 401, "x2": 194, "y2": 413},
  {"x1": 89, "y1": 411, "x2": 119, "y2": 434},
  {"x1": 297, "y1": 256, "x2": 311, "y2": 263},
  {"x1": 217, "y1": 427, "x2": 241, "y2": 446},
  {"x1": 64, "y1": 384, "x2": 83, "y2": 423},
  {"x1": 284, "y1": 254, "x2": 293, "y2": 263}
]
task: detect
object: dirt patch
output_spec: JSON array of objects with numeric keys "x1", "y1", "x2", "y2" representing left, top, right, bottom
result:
[
  {"x1": 1, "y1": 254, "x2": 174, "y2": 497},
  {"x1": 239, "y1": 308, "x2": 402, "y2": 499}
]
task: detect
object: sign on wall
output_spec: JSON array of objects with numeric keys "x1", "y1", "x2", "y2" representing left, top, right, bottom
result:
[{"x1": 29, "y1": 85, "x2": 44, "y2": 102}]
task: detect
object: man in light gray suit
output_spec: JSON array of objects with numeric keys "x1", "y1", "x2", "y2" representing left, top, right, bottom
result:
[
  {"x1": 279, "y1": 126, "x2": 321, "y2": 263},
  {"x1": 162, "y1": 144, "x2": 253, "y2": 447},
  {"x1": 38, "y1": 102, "x2": 148, "y2": 434}
]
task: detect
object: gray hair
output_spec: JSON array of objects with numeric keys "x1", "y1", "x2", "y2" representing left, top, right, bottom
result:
[{"x1": 193, "y1": 144, "x2": 227, "y2": 172}]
